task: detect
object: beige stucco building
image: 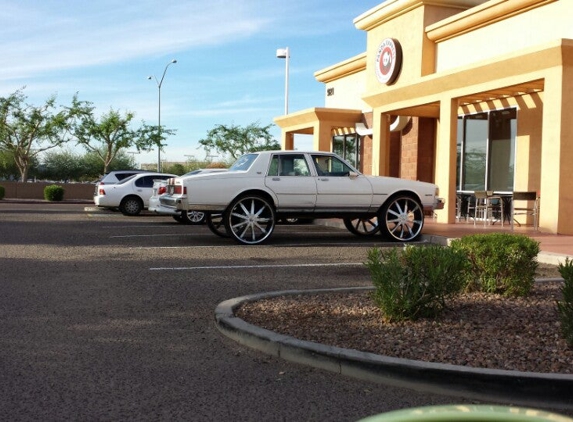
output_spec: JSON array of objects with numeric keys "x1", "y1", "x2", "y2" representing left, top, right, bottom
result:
[{"x1": 274, "y1": 0, "x2": 573, "y2": 235}]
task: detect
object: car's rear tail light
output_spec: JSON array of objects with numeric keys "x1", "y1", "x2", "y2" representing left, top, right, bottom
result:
[
  {"x1": 158, "y1": 186, "x2": 167, "y2": 195},
  {"x1": 172, "y1": 185, "x2": 186, "y2": 195},
  {"x1": 98, "y1": 188, "x2": 106, "y2": 195}
]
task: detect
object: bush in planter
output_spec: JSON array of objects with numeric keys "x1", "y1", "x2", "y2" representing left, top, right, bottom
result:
[
  {"x1": 557, "y1": 258, "x2": 573, "y2": 347},
  {"x1": 0, "y1": 185, "x2": 4, "y2": 200},
  {"x1": 44, "y1": 185, "x2": 65, "y2": 201},
  {"x1": 365, "y1": 245, "x2": 469, "y2": 322},
  {"x1": 450, "y1": 233, "x2": 539, "y2": 297}
]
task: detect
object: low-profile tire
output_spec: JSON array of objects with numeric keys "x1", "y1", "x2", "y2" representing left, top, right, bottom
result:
[
  {"x1": 180, "y1": 210, "x2": 206, "y2": 225},
  {"x1": 379, "y1": 195, "x2": 424, "y2": 242},
  {"x1": 344, "y1": 216, "x2": 380, "y2": 236},
  {"x1": 119, "y1": 196, "x2": 143, "y2": 216},
  {"x1": 206, "y1": 213, "x2": 229, "y2": 238},
  {"x1": 225, "y1": 195, "x2": 275, "y2": 245}
]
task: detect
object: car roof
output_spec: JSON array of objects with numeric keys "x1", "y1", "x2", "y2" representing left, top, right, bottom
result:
[
  {"x1": 131, "y1": 172, "x2": 176, "y2": 177},
  {"x1": 104, "y1": 169, "x2": 148, "y2": 174},
  {"x1": 117, "y1": 172, "x2": 176, "y2": 184}
]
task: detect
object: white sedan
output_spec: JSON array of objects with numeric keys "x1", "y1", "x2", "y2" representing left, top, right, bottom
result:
[
  {"x1": 148, "y1": 168, "x2": 227, "y2": 224},
  {"x1": 94, "y1": 172, "x2": 176, "y2": 216},
  {"x1": 159, "y1": 151, "x2": 444, "y2": 245}
]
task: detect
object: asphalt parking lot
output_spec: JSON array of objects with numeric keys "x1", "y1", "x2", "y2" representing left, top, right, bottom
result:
[{"x1": 1, "y1": 203, "x2": 471, "y2": 421}]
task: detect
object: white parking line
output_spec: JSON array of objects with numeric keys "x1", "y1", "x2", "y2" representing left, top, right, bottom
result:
[
  {"x1": 111, "y1": 233, "x2": 211, "y2": 238},
  {"x1": 133, "y1": 241, "x2": 397, "y2": 249},
  {"x1": 102, "y1": 225, "x2": 185, "y2": 229},
  {"x1": 149, "y1": 262, "x2": 364, "y2": 271}
]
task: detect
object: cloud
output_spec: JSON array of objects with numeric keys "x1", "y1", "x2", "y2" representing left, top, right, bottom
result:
[{"x1": 0, "y1": 0, "x2": 272, "y2": 80}]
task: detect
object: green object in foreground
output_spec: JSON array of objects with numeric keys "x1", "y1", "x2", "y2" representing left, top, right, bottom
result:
[{"x1": 358, "y1": 405, "x2": 573, "y2": 422}]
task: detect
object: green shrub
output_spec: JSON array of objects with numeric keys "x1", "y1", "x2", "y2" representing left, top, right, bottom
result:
[
  {"x1": 43, "y1": 185, "x2": 65, "y2": 201},
  {"x1": 0, "y1": 185, "x2": 4, "y2": 200},
  {"x1": 557, "y1": 258, "x2": 573, "y2": 347},
  {"x1": 365, "y1": 245, "x2": 469, "y2": 322},
  {"x1": 450, "y1": 233, "x2": 539, "y2": 297}
]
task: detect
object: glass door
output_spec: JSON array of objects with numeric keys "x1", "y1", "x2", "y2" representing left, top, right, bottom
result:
[{"x1": 457, "y1": 108, "x2": 516, "y2": 192}]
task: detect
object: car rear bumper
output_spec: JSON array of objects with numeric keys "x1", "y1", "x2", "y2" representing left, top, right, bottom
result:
[
  {"x1": 150, "y1": 202, "x2": 180, "y2": 216},
  {"x1": 94, "y1": 196, "x2": 115, "y2": 208},
  {"x1": 159, "y1": 195, "x2": 182, "y2": 208}
]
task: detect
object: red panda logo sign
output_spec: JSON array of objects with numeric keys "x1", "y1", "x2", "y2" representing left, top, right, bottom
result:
[{"x1": 375, "y1": 38, "x2": 402, "y2": 85}]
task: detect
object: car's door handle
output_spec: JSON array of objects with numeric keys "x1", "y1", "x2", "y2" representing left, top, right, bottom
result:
[
  {"x1": 272, "y1": 177, "x2": 280, "y2": 181},
  {"x1": 319, "y1": 178, "x2": 329, "y2": 181}
]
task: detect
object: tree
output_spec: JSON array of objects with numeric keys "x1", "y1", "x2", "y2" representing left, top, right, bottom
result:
[
  {"x1": 198, "y1": 122, "x2": 280, "y2": 161},
  {"x1": 0, "y1": 149, "x2": 20, "y2": 180},
  {"x1": 73, "y1": 104, "x2": 174, "y2": 175},
  {"x1": 0, "y1": 89, "x2": 81, "y2": 182},
  {"x1": 41, "y1": 149, "x2": 84, "y2": 181},
  {"x1": 163, "y1": 162, "x2": 186, "y2": 176}
]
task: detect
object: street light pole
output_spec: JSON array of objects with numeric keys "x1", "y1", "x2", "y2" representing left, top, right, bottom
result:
[
  {"x1": 276, "y1": 47, "x2": 289, "y2": 115},
  {"x1": 148, "y1": 59, "x2": 177, "y2": 172}
]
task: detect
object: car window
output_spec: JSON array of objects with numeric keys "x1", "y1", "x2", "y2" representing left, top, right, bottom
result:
[
  {"x1": 116, "y1": 173, "x2": 137, "y2": 181},
  {"x1": 101, "y1": 171, "x2": 144, "y2": 183},
  {"x1": 268, "y1": 154, "x2": 310, "y2": 177},
  {"x1": 136, "y1": 175, "x2": 168, "y2": 188},
  {"x1": 230, "y1": 154, "x2": 257, "y2": 171},
  {"x1": 268, "y1": 156, "x2": 279, "y2": 176},
  {"x1": 117, "y1": 175, "x2": 137, "y2": 184},
  {"x1": 311, "y1": 155, "x2": 355, "y2": 177}
]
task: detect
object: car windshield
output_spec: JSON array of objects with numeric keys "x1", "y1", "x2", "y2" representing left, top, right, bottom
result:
[{"x1": 229, "y1": 154, "x2": 258, "y2": 171}]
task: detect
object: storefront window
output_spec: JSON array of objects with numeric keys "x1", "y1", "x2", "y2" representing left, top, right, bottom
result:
[
  {"x1": 457, "y1": 108, "x2": 516, "y2": 192},
  {"x1": 333, "y1": 134, "x2": 360, "y2": 170}
]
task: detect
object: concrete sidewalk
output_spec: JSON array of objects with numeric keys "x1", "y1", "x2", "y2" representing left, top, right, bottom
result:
[{"x1": 422, "y1": 220, "x2": 573, "y2": 265}]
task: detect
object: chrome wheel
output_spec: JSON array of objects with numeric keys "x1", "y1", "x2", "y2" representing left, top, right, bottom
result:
[
  {"x1": 206, "y1": 214, "x2": 229, "y2": 238},
  {"x1": 379, "y1": 195, "x2": 424, "y2": 242},
  {"x1": 225, "y1": 195, "x2": 275, "y2": 245},
  {"x1": 343, "y1": 217, "x2": 380, "y2": 236},
  {"x1": 181, "y1": 210, "x2": 206, "y2": 225}
]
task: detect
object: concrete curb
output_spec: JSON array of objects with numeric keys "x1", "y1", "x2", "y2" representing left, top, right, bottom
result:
[
  {"x1": 215, "y1": 287, "x2": 573, "y2": 411},
  {"x1": 0, "y1": 198, "x2": 92, "y2": 205}
]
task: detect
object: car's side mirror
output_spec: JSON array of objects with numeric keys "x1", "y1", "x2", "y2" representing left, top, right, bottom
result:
[{"x1": 349, "y1": 171, "x2": 359, "y2": 179}]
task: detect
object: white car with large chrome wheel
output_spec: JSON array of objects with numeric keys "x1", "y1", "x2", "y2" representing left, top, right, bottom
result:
[{"x1": 159, "y1": 151, "x2": 444, "y2": 245}]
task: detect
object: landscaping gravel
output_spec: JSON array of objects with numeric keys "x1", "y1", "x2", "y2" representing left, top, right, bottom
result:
[{"x1": 237, "y1": 264, "x2": 573, "y2": 374}]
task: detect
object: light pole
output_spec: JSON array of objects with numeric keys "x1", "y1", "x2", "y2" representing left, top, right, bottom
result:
[
  {"x1": 148, "y1": 59, "x2": 177, "y2": 172},
  {"x1": 276, "y1": 47, "x2": 289, "y2": 115}
]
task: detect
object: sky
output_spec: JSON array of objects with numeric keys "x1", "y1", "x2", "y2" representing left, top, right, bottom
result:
[{"x1": 1, "y1": 0, "x2": 384, "y2": 167}]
